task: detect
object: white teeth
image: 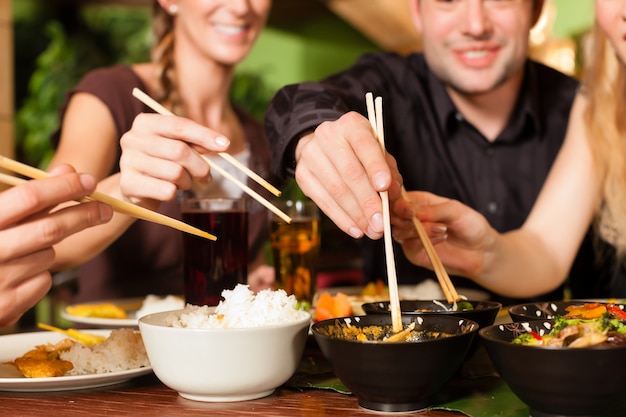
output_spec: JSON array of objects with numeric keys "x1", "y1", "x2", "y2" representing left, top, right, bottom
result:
[
  {"x1": 463, "y1": 50, "x2": 489, "y2": 59},
  {"x1": 214, "y1": 24, "x2": 245, "y2": 35}
]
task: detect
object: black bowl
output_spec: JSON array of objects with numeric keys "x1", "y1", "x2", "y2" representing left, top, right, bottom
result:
[
  {"x1": 480, "y1": 320, "x2": 626, "y2": 417},
  {"x1": 311, "y1": 314, "x2": 478, "y2": 412},
  {"x1": 508, "y1": 300, "x2": 626, "y2": 322}
]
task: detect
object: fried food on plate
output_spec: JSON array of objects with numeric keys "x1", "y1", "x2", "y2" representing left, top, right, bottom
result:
[{"x1": 12, "y1": 339, "x2": 75, "y2": 378}]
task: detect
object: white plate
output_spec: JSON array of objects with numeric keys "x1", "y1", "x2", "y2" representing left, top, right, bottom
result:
[
  {"x1": 0, "y1": 329, "x2": 152, "y2": 392},
  {"x1": 61, "y1": 298, "x2": 145, "y2": 328}
]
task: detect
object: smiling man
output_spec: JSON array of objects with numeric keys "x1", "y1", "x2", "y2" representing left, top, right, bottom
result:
[{"x1": 264, "y1": 0, "x2": 603, "y2": 303}]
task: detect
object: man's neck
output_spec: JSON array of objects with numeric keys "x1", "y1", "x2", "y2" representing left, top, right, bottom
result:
[{"x1": 446, "y1": 71, "x2": 524, "y2": 142}]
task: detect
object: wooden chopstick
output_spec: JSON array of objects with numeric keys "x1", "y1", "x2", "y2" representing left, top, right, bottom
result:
[
  {"x1": 131, "y1": 88, "x2": 292, "y2": 224},
  {"x1": 365, "y1": 92, "x2": 402, "y2": 334},
  {"x1": 0, "y1": 155, "x2": 217, "y2": 241},
  {"x1": 400, "y1": 187, "x2": 460, "y2": 303}
]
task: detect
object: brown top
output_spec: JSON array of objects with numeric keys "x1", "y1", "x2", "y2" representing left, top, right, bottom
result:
[{"x1": 51, "y1": 65, "x2": 277, "y2": 301}]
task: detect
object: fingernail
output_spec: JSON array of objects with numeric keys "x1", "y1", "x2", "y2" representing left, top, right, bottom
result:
[
  {"x1": 99, "y1": 204, "x2": 113, "y2": 222},
  {"x1": 372, "y1": 172, "x2": 389, "y2": 191},
  {"x1": 79, "y1": 173, "x2": 96, "y2": 191},
  {"x1": 215, "y1": 135, "x2": 230, "y2": 147},
  {"x1": 348, "y1": 227, "x2": 363, "y2": 239},
  {"x1": 432, "y1": 225, "x2": 447, "y2": 234},
  {"x1": 370, "y1": 212, "x2": 384, "y2": 233}
]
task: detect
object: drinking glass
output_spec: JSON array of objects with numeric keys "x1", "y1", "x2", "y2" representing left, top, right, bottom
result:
[
  {"x1": 269, "y1": 200, "x2": 321, "y2": 304},
  {"x1": 180, "y1": 197, "x2": 248, "y2": 306}
]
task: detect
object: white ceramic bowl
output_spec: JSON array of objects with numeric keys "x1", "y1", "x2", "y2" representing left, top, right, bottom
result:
[{"x1": 138, "y1": 309, "x2": 311, "y2": 402}]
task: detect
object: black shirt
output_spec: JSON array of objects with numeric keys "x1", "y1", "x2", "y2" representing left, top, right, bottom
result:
[{"x1": 265, "y1": 52, "x2": 597, "y2": 304}]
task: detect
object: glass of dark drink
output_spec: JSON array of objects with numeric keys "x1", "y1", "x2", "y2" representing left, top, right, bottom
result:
[{"x1": 180, "y1": 197, "x2": 248, "y2": 306}]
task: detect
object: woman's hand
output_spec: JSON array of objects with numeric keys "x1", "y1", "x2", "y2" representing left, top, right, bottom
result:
[
  {"x1": 390, "y1": 190, "x2": 495, "y2": 280},
  {"x1": 119, "y1": 113, "x2": 231, "y2": 204}
]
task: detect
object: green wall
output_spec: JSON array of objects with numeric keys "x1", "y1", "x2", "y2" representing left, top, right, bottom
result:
[
  {"x1": 238, "y1": 17, "x2": 377, "y2": 94},
  {"x1": 552, "y1": 0, "x2": 595, "y2": 38}
]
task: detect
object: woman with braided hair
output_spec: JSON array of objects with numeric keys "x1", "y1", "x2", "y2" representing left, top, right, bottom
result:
[{"x1": 47, "y1": 0, "x2": 275, "y2": 302}]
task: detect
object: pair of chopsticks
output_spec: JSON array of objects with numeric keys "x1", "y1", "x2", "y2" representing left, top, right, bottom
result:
[
  {"x1": 365, "y1": 92, "x2": 403, "y2": 333},
  {"x1": 365, "y1": 92, "x2": 459, "y2": 320},
  {"x1": 131, "y1": 88, "x2": 292, "y2": 224},
  {"x1": 0, "y1": 155, "x2": 217, "y2": 241}
]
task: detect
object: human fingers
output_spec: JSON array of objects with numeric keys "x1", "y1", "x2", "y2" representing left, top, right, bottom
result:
[
  {"x1": 0, "y1": 200, "x2": 112, "y2": 262},
  {"x1": 400, "y1": 196, "x2": 493, "y2": 277},
  {"x1": 120, "y1": 113, "x2": 231, "y2": 185},
  {"x1": 120, "y1": 114, "x2": 212, "y2": 196},
  {"x1": 296, "y1": 113, "x2": 388, "y2": 238},
  {"x1": 335, "y1": 112, "x2": 394, "y2": 236},
  {"x1": 131, "y1": 113, "x2": 231, "y2": 154},
  {"x1": 390, "y1": 192, "x2": 446, "y2": 241},
  {"x1": 295, "y1": 127, "x2": 380, "y2": 239},
  {"x1": 0, "y1": 251, "x2": 53, "y2": 328},
  {"x1": 296, "y1": 162, "x2": 370, "y2": 239},
  {"x1": 0, "y1": 170, "x2": 100, "y2": 227}
]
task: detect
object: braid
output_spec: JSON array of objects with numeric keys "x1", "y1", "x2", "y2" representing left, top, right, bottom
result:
[{"x1": 151, "y1": 1, "x2": 184, "y2": 116}]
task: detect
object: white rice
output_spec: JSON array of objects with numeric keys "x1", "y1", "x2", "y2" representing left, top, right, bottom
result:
[
  {"x1": 60, "y1": 328, "x2": 150, "y2": 375},
  {"x1": 135, "y1": 294, "x2": 185, "y2": 319},
  {"x1": 165, "y1": 284, "x2": 309, "y2": 329}
]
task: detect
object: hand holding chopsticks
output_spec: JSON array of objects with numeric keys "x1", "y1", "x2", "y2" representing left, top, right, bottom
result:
[
  {"x1": 365, "y1": 92, "x2": 403, "y2": 333},
  {"x1": 0, "y1": 155, "x2": 216, "y2": 241},
  {"x1": 131, "y1": 88, "x2": 291, "y2": 224},
  {"x1": 365, "y1": 92, "x2": 460, "y2": 312}
]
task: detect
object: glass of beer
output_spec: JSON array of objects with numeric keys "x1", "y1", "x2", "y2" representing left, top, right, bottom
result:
[
  {"x1": 269, "y1": 200, "x2": 320, "y2": 304},
  {"x1": 180, "y1": 197, "x2": 248, "y2": 306}
]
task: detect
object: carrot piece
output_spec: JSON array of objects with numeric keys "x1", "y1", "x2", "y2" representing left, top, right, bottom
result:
[
  {"x1": 315, "y1": 292, "x2": 353, "y2": 321},
  {"x1": 315, "y1": 292, "x2": 336, "y2": 321},
  {"x1": 565, "y1": 303, "x2": 607, "y2": 319},
  {"x1": 332, "y1": 292, "x2": 353, "y2": 318}
]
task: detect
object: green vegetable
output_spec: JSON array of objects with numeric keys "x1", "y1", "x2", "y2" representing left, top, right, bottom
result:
[
  {"x1": 455, "y1": 301, "x2": 474, "y2": 311},
  {"x1": 512, "y1": 333, "x2": 542, "y2": 345},
  {"x1": 296, "y1": 300, "x2": 311, "y2": 312}
]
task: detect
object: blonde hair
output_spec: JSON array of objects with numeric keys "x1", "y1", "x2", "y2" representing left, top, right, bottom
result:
[
  {"x1": 151, "y1": 1, "x2": 184, "y2": 116},
  {"x1": 583, "y1": 24, "x2": 626, "y2": 259}
]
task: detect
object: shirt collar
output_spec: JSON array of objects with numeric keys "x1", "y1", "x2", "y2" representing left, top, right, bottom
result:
[{"x1": 426, "y1": 59, "x2": 542, "y2": 143}]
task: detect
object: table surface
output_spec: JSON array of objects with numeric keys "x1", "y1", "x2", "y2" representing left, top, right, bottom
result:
[{"x1": 1, "y1": 373, "x2": 467, "y2": 417}]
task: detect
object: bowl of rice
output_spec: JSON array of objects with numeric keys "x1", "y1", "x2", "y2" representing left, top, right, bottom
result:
[{"x1": 138, "y1": 285, "x2": 311, "y2": 402}]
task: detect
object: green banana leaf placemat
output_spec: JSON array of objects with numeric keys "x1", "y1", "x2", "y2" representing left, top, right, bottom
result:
[
  {"x1": 430, "y1": 376, "x2": 529, "y2": 417},
  {"x1": 285, "y1": 344, "x2": 529, "y2": 417}
]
